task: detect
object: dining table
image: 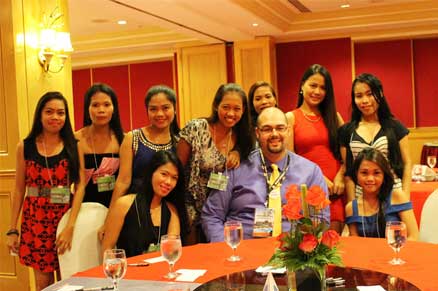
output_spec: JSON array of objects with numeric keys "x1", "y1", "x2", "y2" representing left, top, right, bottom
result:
[
  {"x1": 410, "y1": 181, "x2": 438, "y2": 226},
  {"x1": 43, "y1": 236, "x2": 438, "y2": 291}
]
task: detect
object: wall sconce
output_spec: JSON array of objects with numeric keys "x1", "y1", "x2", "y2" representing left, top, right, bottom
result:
[{"x1": 38, "y1": 8, "x2": 73, "y2": 73}]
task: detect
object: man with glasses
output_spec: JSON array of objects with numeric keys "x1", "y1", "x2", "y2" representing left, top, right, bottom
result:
[{"x1": 201, "y1": 107, "x2": 329, "y2": 242}]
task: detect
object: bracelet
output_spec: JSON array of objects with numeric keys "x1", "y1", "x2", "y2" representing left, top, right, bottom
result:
[{"x1": 6, "y1": 229, "x2": 19, "y2": 236}]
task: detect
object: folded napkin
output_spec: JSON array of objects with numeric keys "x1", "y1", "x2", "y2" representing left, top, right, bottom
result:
[
  {"x1": 57, "y1": 285, "x2": 83, "y2": 291},
  {"x1": 144, "y1": 256, "x2": 166, "y2": 264},
  {"x1": 175, "y1": 269, "x2": 207, "y2": 282},
  {"x1": 255, "y1": 265, "x2": 286, "y2": 275},
  {"x1": 357, "y1": 286, "x2": 386, "y2": 291}
]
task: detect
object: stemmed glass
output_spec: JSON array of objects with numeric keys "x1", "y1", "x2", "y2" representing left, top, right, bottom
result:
[
  {"x1": 103, "y1": 249, "x2": 127, "y2": 291},
  {"x1": 224, "y1": 221, "x2": 243, "y2": 262},
  {"x1": 385, "y1": 221, "x2": 407, "y2": 265},
  {"x1": 160, "y1": 234, "x2": 182, "y2": 279},
  {"x1": 427, "y1": 155, "x2": 436, "y2": 169}
]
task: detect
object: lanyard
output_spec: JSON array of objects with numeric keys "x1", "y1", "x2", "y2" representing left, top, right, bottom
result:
[
  {"x1": 212, "y1": 124, "x2": 231, "y2": 175},
  {"x1": 42, "y1": 139, "x2": 70, "y2": 187},
  {"x1": 90, "y1": 129, "x2": 114, "y2": 170},
  {"x1": 259, "y1": 149, "x2": 290, "y2": 193},
  {"x1": 135, "y1": 198, "x2": 162, "y2": 245}
]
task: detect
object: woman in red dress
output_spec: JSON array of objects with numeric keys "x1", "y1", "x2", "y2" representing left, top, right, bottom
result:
[
  {"x1": 6, "y1": 92, "x2": 84, "y2": 290},
  {"x1": 286, "y1": 64, "x2": 345, "y2": 234}
]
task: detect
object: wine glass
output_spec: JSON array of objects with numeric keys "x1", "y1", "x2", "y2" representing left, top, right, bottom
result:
[
  {"x1": 103, "y1": 249, "x2": 127, "y2": 291},
  {"x1": 224, "y1": 221, "x2": 243, "y2": 262},
  {"x1": 385, "y1": 221, "x2": 407, "y2": 265},
  {"x1": 225, "y1": 271, "x2": 246, "y2": 291},
  {"x1": 427, "y1": 155, "x2": 436, "y2": 169},
  {"x1": 160, "y1": 234, "x2": 182, "y2": 279}
]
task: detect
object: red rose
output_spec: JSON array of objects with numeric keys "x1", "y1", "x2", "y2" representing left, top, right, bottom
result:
[
  {"x1": 306, "y1": 185, "x2": 329, "y2": 209},
  {"x1": 285, "y1": 185, "x2": 301, "y2": 201},
  {"x1": 321, "y1": 230, "x2": 340, "y2": 249},
  {"x1": 283, "y1": 198, "x2": 303, "y2": 220},
  {"x1": 276, "y1": 232, "x2": 289, "y2": 250},
  {"x1": 298, "y1": 233, "x2": 318, "y2": 253}
]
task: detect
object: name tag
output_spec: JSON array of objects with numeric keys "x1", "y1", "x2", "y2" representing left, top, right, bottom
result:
[
  {"x1": 207, "y1": 172, "x2": 229, "y2": 191},
  {"x1": 97, "y1": 175, "x2": 115, "y2": 192},
  {"x1": 50, "y1": 187, "x2": 70, "y2": 204},
  {"x1": 252, "y1": 208, "x2": 274, "y2": 238}
]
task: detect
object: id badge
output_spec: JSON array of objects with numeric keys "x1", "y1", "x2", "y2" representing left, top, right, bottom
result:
[
  {"x1": 207, "y1": 172, "x2": 229, "y2": 191},
  {"x1": 97, "y1": 175, "x2": 115, "y2": 192},
  {"x1": 252, "y1": 208, "x2": 274, "y2": 237},
  {"x1": 50, "y1": 187, "x2": 70, "y2": 204},
  {"x1": 146, "y1": 243, "x2": 160, "y2": 253}
]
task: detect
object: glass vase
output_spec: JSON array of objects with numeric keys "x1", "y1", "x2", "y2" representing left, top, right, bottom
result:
[
  {"x1": 287, "y1": 266, "x2": 326, "y2": 291},
  {"x1": 317, "y1": 266, "x2": 327, "y2": 291}
]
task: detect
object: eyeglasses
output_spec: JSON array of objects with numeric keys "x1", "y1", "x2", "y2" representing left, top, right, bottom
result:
[{"x1": 258, "y1": 125, "x2": 288, "y2": 134}]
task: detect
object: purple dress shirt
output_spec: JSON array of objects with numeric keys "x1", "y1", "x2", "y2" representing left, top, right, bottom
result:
[{"x1": 201, "y1": 150, "x2": 330, "y2": 242}]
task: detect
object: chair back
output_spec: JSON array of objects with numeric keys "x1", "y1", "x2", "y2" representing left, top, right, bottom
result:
[
  {"x1": 419, "y1": 189, "x2": 438, "y2": 243},
  {"x1": 56, "y1": 202, "x2": 108, "y2": 278}
]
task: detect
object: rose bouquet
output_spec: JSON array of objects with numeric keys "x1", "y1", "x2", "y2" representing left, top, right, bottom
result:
[{"x1": 266, "y1": 184, "x2": 343, "y2": 287}]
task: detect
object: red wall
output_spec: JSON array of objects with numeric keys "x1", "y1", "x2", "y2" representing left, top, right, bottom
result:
[
  {"x1": 276, "y1": 38, "x2": 352, "y2": 120},
  {"x1": 130, "y1": 61, "x2": 174, "y2": 129},
  {"x1": 354, "y1": 40, "x2": 414, "y2": 127},
  {"x1": 72, "y1": 68, "x2": 91, "y2": 130},
  {"x1": 93, "y1": 65, "x2": 131, "y2": 130},
  {"x1": 72, "y1": 60, "x2": 175, "y2": 131},
  {"x1": 413, "y1": 38, "x2": 438, "y2": 127}
]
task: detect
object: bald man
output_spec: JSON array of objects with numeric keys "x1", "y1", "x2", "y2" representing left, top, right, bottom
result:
[{"x1": 201, "y1": 107, "x2": 329, "y2": 242}]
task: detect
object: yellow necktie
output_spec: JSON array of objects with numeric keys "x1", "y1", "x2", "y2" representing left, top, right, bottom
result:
[{"x1": 268, "y1": 164, "x2": 282, "y2": 236}]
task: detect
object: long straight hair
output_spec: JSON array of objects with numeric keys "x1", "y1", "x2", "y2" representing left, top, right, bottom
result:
[
  {"x1": 25, "y1": 91, "x2": 79, "y2": 182},
  {"x1": 352, "y1": 147, "x2": 394, "y2": 235},
  {"x1": 137, "y1": 151, "x2": 189, "y2": 237},
  {"x1": 83, "y1": 83, "x2": 124, "y2": 145},
  {"x1": 206, "y1": 83, "x2": 254, "y2": 159},
  {"x1": 348, "y1": 73, "x2": 404, "y2": 178},
  {"x1": 297, "y1": 64, "x2": 340, "y2": 159}
]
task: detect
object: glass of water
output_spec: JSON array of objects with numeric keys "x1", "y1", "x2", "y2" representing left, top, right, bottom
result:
[
  {"x1": 103, "y1": 249, "x2": 127, "y2": 291},
  {"x1": 224, "y1": 221, "x2": 243, "y2": 262},
  {"x1": 161, "y1": 234, "x2": 182, "y2": 279},
  {"x1": 386, "y1": 221, "x2": 407, "y2": 265},
  {"x1": 427, "y1": 155, "x2": 436, "y2": 169}
]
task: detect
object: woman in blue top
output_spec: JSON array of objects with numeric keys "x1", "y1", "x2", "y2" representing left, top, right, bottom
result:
[{"x1": 345, "y1": 147, "x2": 418, "y2": 240}]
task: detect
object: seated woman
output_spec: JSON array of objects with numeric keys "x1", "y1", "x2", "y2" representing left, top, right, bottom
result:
[
  {"x1": 345, "y1": 147, "x2": 418, "y2": 240},
  {"x1": 101, "y1": 151, "x2": 188, "y2": 257}
]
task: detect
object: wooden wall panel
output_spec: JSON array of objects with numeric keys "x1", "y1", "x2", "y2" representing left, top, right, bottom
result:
[
  {"x1": 0, "y1": 29, "x2": 6, "y2": 155},
  {"x1": 92, "y1": 65, "x2": 131, "y2": 130},
  {"x1": 413, "y1": 38, "x2": 438, "y2": 127},
  {"x1": 72, "y1": 68, "x2": 92, "y2": 130},
  {"x1": 354, "y1": 40, "x2": 414, "y2": 127},
  {"x1": 130, "y1": 60, "x2": 174, "y2": 130},
  {"x1": 234, "y1": 37, "x2": 277, "y2": 94},
  {"x1": 0, "y1": 173, "x2": 29, "y2": 291},
  {"x1": 177, "y1": 44, "x2": 227, "y2": 127},
  {"x1": 276, "y1": 38, "x2": 352, "y2": 119}
]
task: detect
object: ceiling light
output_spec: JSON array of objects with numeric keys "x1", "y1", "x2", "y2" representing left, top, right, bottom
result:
[
  {"x1": 252, "y1": 23, "x2": 259, "y2": 27},
  {"x1": 340, "y1": 4, "x2": 350, "y2": 8},
  {"x1": 117, "y1": 20, "x2": 127, "y2": 25}
]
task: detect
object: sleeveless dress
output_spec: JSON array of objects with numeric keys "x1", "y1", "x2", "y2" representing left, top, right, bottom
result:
[
  {"x1": 83, "y1": 153, "x2": 120, "y2": 208},
  {"x1": 116, "y1": 194, "x2": 171, "y2": 257},
  {"x1": 19, "y1": 139, "x2": 71, "y2": 272},
  {"x1": 345, "y1": 192, "x2": 412, "y2": 238},
  {"x1": 130, "y1": 128, "x2": 175, "y2": 193},
  {"x1": 179, "y1": 119, "x2": 227, "y2": 227},
  {"x1": 292, "y1": 109, "x2": 344, "y2": 222}
]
